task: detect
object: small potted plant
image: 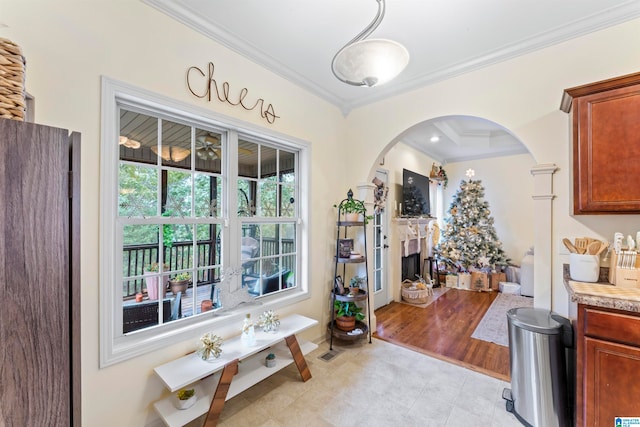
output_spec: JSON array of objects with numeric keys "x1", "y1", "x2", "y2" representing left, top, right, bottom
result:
[
  {"x1": 174, "y1": 388, "x2": 196, "y2": 410},
  {"x1": 349, "y1": 276, "x2": 365, "y2": 295},
  {"x1": 333, "y1": 300, "x2": 365, "y2": 331},
  {"x1": 169, "y1": 271, "x2": 191, "y2": 294},
  {"x1": 265, "y1": 353, "x2": 276, "y2": 368},
  {"x1": 143, "y1": 262, "x2": 169, "y2": 300},
  {"x1": 334, "y1": 190, "x2": 373, "y2": 223}
]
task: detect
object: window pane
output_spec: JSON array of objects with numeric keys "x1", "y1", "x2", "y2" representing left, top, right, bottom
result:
[
  {"x1": 119, "y1": 109, "x2": 156, "y2": 163},
  {"x1": 281, "y1": 223, "x2": 296, "y2": 254},
  {"x1": 195, "y1": 224, "x2": 220, "y2": 269},
  {"x1": 238, "y1": 179, "x2": 255, "y2": 217},
  {"x1": 279, "y1": 150, "x2": 295, "y2": 183},
  {"x1": 260, "y1": 145, "x2": 277, "y2": 181},
  {"x1": 238, "y1": 139, "x2": 258, "y2": 179},
  {"x1": 164, "y1": 171, "x2": 192, "y2": 217},
  {"x1": 282, "y1": 254, "x2": 296, "y2": 289},
  {"x1": 122, "y1": 224, "x2": 160, "y2": 298},
  {"x1": 118, "y1": 164, "x2": 158, "y2": 217},
  {"x1": 281, "y1": 184, "x2": 295, "y2": 217},
  {"x1": 259, "y1": 181, "x2": 278, "y2": 217},
  {"x1": 261, "y1": 224, "x2": 279, "y2": 257},
  {"x1": 194, "y1": 174, "x2": 221, "y2": 217},
  {"x1": 195, "y1": 129, "x2": 222, "y2": 173},
  {"x1": 160, "y1": 120, "x2": 191, "y2": 168}
]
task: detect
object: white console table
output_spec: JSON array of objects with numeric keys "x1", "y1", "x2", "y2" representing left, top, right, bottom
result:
[{"x1": 153, "y1": 314, "x2": 318, "y2": 427}]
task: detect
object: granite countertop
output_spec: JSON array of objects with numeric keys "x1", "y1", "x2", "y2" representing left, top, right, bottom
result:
[{"x1": 563, "y1": 264, "x2": 640, "y2": 313}]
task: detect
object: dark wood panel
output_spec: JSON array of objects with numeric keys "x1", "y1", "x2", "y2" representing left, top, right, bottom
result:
[
  {"x1": 374, "y1": 289, "x2": 510, "y2": 381},
  {"x1": 584, "y1": 337, "x2": 640, "y2": 426},
  {"x1": 0, "y1": 118, "x2": 72, "y2": 425},
  {"x1": 568, "y1": 72, "x2": 640, "y2": 214},
  {"x1": 584, "y1": 306, "x2": 640, "y2": 348}
]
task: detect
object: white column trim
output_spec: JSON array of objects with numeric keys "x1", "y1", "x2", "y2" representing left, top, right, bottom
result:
[{"x1": 530, "y1": 163, "x2": 558, "y2": 310}]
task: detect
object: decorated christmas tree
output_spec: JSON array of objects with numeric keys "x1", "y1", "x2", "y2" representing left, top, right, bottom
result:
[{"x1": 435, "y1": 170, "x2": 509, "y2": 272}]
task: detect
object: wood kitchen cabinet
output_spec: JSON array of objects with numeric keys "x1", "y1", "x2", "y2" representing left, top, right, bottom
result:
[
  {"x1": 576, "y1": 304, "x2": 640, "y2": 426},
  {"x1": 561, "y1": 72, "x2": 640, "y2": 214}
]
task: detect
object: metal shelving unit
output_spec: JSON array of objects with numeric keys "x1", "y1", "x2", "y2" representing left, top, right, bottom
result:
[{"x1": 329, "y1": 190, "x2": 372, "y2": 350}]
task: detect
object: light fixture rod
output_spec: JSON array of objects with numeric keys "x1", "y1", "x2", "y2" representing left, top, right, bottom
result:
[
  {"x1": 331, "y1": 0, "x2": 385, "y2": 86},
  {"x1": 342, "y1": 0, "x2": 385, "y2": 49}
]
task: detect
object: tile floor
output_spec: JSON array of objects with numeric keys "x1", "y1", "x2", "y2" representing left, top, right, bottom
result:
[{"x1": 200, "y1": 338, "x2": 523, "y2": 427}]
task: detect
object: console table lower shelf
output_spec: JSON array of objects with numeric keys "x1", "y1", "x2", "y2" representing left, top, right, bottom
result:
[{"x1": 152, "y1": 314, "x2": 318, "y2": 427}]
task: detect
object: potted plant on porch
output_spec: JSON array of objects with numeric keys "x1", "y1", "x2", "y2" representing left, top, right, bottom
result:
[
  {"x1": 168, "y1": 272, "x2": 191, "y2": 295},
  {"x1": 333, "y1": 300, "x2": 365, "y2": 331},
  {"x1": 144, "y1": 262, "x2": 169, "y2": 300}
]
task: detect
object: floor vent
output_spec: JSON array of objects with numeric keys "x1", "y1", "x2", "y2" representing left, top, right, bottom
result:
[{"x1": 318, "y1": 350, "x2": 339, "y2": 362}]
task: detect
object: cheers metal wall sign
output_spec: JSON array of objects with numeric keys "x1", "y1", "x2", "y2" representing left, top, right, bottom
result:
[{"x1": 186, "y1": 62, "x2": 279, "y2": 124}]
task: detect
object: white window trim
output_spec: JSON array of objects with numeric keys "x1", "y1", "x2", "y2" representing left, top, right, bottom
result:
[{"x1": 99, "y1": 77, "x2": 311, "y2": 367}]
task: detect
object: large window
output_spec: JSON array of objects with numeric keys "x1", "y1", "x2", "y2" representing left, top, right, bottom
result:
[{"x1": 100, "y1": 78, "x2": 309, "y2": 366}]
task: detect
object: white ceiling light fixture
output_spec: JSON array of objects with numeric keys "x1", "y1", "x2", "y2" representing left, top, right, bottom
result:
[
  {"x1": 150, "y1": 145, "x2": 191, "y2": 162},
  {"x1": 430, "y1": 136, "x2": 440, "y2": 143},
  {"x1": 331, "y1": 0, "x2": 409, "y2": 87},
  {"x1": 119, "y1": 136, "x2": 141, "y2": 149}
]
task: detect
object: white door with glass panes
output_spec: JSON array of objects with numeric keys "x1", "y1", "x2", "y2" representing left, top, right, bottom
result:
[{"x1": 373, "y1": 169, "x2": 390, "y2": 310}]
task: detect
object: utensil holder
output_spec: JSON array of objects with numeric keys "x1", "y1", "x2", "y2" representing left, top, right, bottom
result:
[{"x1": 569, "y1": 253, "x2": 600, "y2": 282}]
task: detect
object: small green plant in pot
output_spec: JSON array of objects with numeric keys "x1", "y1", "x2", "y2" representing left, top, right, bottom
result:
[
  {"x1": 349, "y1": 276, "x2": 366, "y2": 295},
  {"x1": 174, "y1": 388, "x2": 196, "y2": 410},
  {"x1": 169, "y1": 272, "x2": 191, "y2": 294},
  {"x1": 334, "y1": 300, "x2": 365, "y2": 331},
  {"x1": 334, "y1": 190, "x2": 373, "y2": 224}
]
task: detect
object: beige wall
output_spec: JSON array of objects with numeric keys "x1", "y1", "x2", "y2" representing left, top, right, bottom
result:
[{"x1": 3, "y1": 2, "x2": 640, "y2": 425}]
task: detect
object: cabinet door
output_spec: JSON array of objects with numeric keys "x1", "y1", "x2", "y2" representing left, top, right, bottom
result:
[
  {"x1": 0, "y1": 118, "x2": 71, "y2": 425},
  {"x1": 583, "y1": 337, "x2": 640, "y2": 425},
  {"x1": 573, "y1": 83, "x2": 640, "y2": 213}
]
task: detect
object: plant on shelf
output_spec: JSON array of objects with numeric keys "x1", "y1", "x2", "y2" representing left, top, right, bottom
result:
[
  {"x1": 177, "y1": 388, "x2": 195, "y2": 400},
  {"x1": 334, "y1": 300, "x2": 365, "y2": 331},
  {"x1": 265, "y1": 352, "x2": 276, "y2": 367},
  {"x1": 174, "y1": 388, "x2": 196, "y2": 410},
  {"x1": 349, "y1": 276, "x2": 366, "y2": 295},
  {"x1": 169, "y1": 271, "x2": 191, "y2": 294},
  {"x1": 334, "y1": 189, "x2": 373, "y2": 224}
]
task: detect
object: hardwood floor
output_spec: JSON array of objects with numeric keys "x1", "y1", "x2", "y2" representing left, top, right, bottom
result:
[{"x1": 374, "y1": 288, "x2": 511, "y2": 381}]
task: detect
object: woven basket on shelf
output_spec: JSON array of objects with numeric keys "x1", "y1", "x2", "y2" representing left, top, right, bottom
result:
[{"x1": 0, "y1": 38, "x2": 26, "y2": 121}]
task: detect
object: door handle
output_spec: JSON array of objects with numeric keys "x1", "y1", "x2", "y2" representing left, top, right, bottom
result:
[{"x1": 383, "y1": 244, "x2": 389, "y2": 249}]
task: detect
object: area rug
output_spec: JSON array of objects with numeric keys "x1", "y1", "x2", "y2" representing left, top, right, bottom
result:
[
  {"x1": 399, "y1": 286, "x2": 450, "y2": 308},
  {"x1": 471, "y1": 292, "x2": 533, "y2": 347}
]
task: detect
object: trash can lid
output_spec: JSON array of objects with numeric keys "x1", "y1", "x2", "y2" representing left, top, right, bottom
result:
[{"x1": 506, "y1": 307, "x2": 565, "y2": 334}]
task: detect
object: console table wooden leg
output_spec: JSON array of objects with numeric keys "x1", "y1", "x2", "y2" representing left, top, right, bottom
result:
[
  {"x1": 285, "y1": 335, "x2": 312, "y2": 382},
  {"x1": 203, "y1": 359, "x2": 238, "y2": 427}
]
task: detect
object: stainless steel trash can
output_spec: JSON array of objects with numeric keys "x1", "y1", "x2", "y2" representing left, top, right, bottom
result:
[{"x1": 502, "y1": 307, "x2": 573, "y2": 427}]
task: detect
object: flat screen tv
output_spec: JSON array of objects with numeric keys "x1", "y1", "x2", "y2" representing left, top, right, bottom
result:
[{"x1": 402, "y1": 168, "x2": 431, "y2": 217}]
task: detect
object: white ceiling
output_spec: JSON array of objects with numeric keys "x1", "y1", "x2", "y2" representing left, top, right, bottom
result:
[{"x1": 143, "y1": 0, "x2": 640, "y2": 164}]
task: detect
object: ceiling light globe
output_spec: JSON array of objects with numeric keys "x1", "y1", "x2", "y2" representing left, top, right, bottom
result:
[{"x1": 333, "y1": 39, "x2": 409, "y2": 87}]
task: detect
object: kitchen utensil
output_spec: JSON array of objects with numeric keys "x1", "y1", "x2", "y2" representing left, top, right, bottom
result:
[
  {"x1": 595, "y1": 241, "x2": 609, "y2": 256},
  {"x1": 562, "y1": 238, "x2": 578, "y2": 254},
  {"x1": 575, "y1": 238, "x2": 588, "y2": 254},
  {"x1": 587, "y1": 241, "x2": 601, "y2": 255}
]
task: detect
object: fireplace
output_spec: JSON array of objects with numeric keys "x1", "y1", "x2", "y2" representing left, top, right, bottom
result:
[{"x1": 402, "y1": 253, "x2": 421, "y2": 281}]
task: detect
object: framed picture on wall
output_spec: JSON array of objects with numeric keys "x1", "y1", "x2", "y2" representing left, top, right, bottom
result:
[{"x1": 338, "y1": 239, "x2": 353, "y2": 259}]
